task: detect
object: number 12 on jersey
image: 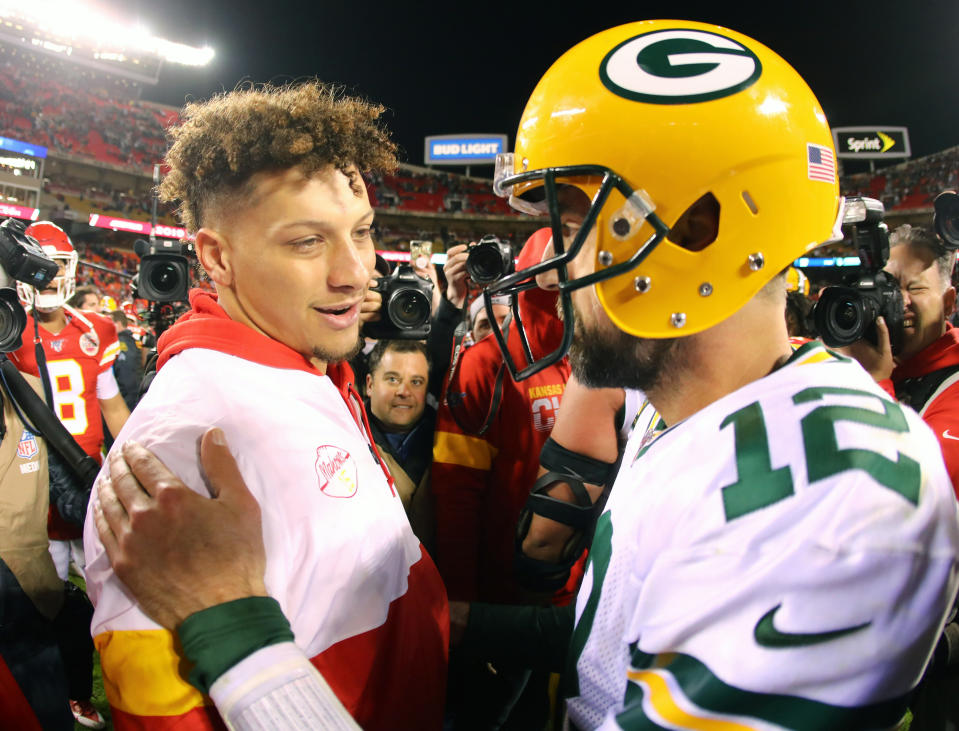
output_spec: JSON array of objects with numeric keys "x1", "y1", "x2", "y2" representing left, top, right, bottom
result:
[{"x1": 720, "y1": 386, "x2": 920, "y2": 522}]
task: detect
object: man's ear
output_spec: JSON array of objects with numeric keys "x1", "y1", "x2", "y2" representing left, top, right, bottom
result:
[
  {"x1": 195, "y1": 228, "x2": 233, "y2": 287},
  {"x1": 366, "y1": 372, "x2": 373, "y2": 393},
  {"x1": 944, "y1": 285, "x2": 956, "y2": 320}
]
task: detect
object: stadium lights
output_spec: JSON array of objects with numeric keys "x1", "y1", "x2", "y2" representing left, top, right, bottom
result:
[{"x1": 0, "y1": 0, "x2": 214, "y2": 67}]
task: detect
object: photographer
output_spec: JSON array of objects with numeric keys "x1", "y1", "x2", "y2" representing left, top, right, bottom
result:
[
  {"x1": 839, "y1": 223, "x2": 959, "y2": 497},
  {"x1": 0, "y1": 218, "x2": 104, "y2": 728},
  {"x1": 0, "y1": 369, "x2": 74, "y2": 730}
]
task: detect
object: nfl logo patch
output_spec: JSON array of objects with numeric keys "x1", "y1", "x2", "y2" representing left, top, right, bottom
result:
[{"x1": 17, "y1": 430, "x2": 39, "y2": 459}]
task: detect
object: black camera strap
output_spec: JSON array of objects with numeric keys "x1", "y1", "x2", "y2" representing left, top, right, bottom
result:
[
  {"x1": 0, "y1": 354, "x2": 99, "y2": 488},
  {"x1": 894, "y1": 364, "x2": 959, "y2": 414},
  {"x1": 31, "y1": 312, "x2": 55, "y2": 407}
]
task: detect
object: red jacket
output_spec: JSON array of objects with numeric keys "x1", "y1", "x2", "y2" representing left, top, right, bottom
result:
[
  {"x1": 883, "y1": 323, "x2": 959, "y2": 499},
  {"x1": 432, "y1": 230, "x2": 573, "y2": 604}
]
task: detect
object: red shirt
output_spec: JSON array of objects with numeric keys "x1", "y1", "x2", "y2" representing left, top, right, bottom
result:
[
  {"x1": 432, "y1": 230, "x2": 574, "y2": 604},
  {"x1": 884, "y1": 323, "x2": 959, "y2": 499},
  {"x1": 10, "y1": 306, "x2": 120, "y2": 460}
]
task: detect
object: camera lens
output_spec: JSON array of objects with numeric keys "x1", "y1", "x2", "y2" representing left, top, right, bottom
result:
[
  {"x1": 467, "y1": 242, "x2": 514, "y2": 285},
  {"x1": 388, "y1": 288, "x2": 431, "y2": 329},
  {"x1": 0, "y1": 288, "x2": 26, "y2": 352},
  {"x1": 813, "y1": 287, "x2": 872, "y2": 347},
  {"x1": 833, "y1": 299, "x2": 860, "y2": 332},
  {"x1": 935, "y1": 192, "x2": 959, "y2": 251},
  {"x1": 149, "y1": 262, "x2": 180, "y2": 294},
  {"x1": 824, "y1": 296, "x2": 865, "y2": 343}
]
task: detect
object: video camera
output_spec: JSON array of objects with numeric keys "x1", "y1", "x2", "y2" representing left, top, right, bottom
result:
[
  {"x1": 813, "y1": 197, "x2": 905, "y2": 354},
  {"x1": 363, "y1": 258, "x2": 433, "y2": 340},
  {"x1": 934, "y1": 191, "x2": 959, "y2": 252},
  {"x1": 466, "y1": 234, "x2": 514, "y2": 284},
  {"x1": 133, "y1": 238, "x2": 190, "y2": 303},
  {"x1": 0, "y1": 218, "x2": 58, "y2": 352}
]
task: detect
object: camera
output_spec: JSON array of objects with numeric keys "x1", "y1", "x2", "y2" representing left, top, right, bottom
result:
[
  {"x1": 466, "y1": 235, "x2": 514, "y2": 284},
  {"x1": 813, "y1": 197, "x2": 905, "y2": 354},
  {"x1": 363, "y1": 261, "x2": 433, "y2": 340},
  {"x1": 0, "y1": 218, "x2": 58, "y2": 352},
  {"x1": 133, "y1": 239, "x2": 190, "y2": 303},
  {"x1": 934, "y1": 191, "x2": 959, "y2": 251}
]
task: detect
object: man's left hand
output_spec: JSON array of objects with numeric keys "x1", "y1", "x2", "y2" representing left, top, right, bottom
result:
[{"x1": 94, "y1": 429, "x2": 268, "y2": 630}]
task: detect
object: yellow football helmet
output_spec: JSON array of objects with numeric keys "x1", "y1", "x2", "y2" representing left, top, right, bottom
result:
[
  {"x1": 488, "y1": 20, "x2": 842, "y2": 378},
  {"x1": 785, "y1": 267, "x2": 810, "y2": 296}
]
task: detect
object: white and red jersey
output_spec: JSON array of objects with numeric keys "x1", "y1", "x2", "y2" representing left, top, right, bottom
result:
[
  {"x1": 83, "y1": 291, "x2": 449, "y2": 730},
  {"x1": 9, "y1": 305, "x2": 120, "y2": 461}
]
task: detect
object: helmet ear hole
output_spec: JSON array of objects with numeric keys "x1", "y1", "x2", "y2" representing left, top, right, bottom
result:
[{"x1": 667, "y1": 193, "x2": 720, "y2": 253}]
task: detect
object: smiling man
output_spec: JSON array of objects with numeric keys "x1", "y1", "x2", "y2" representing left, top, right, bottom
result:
[
  {"x1": 364, "y1": 339, "x2": 435, "y2": 548},
  {"x1": 90, "y1": 23, "x2": 959, "y2": 731},
  {"x1": 842, "y1": 224, "x2": 959, "y2": 499},
  {"x1": 82, "y1": 82, "x2": 448, "y2": 730}
]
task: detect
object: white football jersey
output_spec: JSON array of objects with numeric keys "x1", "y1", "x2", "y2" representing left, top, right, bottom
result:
[{"x1": 567, "y1": 341, "x2": 959, "y2": 730}]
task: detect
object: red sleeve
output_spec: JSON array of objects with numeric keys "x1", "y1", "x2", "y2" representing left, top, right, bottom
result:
[
  {"x1": 431, "y1": 339, "x2": 502, "y2": 601},
  {"x1": 918, "y1": 384, "x2": 959, "y2": 500}
]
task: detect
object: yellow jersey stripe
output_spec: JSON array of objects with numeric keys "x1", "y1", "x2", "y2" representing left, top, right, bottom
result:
[
  {"x1": 100, "y1": 340, "x2": 121, "y2": 366},
  {"x1": 433, "y1": 431, "x2": 499, "y2": 470},
  {"x1": 795, "y1": 350, "x2": 835, "y2": 367},
  {"x1": 627, "y1": 669, "x2": 761, "y2": 730},
  {"x1": 95, "y1": 629, "x2": 207, "y2": 716}
]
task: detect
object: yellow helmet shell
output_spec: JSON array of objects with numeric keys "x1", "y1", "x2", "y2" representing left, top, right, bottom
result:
[
  {"x1": 785, "y1": 267, "x2": 810, "y2": 295},
  {"x1": 511, "y1": 20, "x2": 840, "y2": 338}
]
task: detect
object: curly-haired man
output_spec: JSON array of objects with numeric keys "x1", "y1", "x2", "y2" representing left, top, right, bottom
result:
[{"x1": 83, "y1": 82, "x2": 449, "y2": 730}]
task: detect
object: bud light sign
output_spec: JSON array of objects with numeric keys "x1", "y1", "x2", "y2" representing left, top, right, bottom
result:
[{"x1": 425, "y1": 134, "x2": 507, "y2": 166}]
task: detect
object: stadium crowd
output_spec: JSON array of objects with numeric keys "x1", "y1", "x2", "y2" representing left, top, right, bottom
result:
[
  {"x1": 3, "y1": 18, "x2": 959, "y2": 731},
  {"x1": 842, "y1": 145, "x2": 959, "y2": 212},
  {"x1": 0, "y1": 56, "x2": 174, "y2": 171}
]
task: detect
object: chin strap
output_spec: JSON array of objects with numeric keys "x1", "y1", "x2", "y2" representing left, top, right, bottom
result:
[{"x1": 514, "y1": 437, "x2": 618, "y2": 592}]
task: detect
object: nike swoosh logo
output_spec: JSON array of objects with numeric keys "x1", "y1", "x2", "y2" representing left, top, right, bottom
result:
[
  {"x1": 943, "y1": 430, "x2": 959, "y2": 441},
  {"x1": 754, "y1": 604, "x2": 871, "y2": 648}
]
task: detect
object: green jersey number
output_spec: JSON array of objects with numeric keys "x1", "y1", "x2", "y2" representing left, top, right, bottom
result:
[{"x1": 721, "y1": 386, "x2": 920, "y2": 522}]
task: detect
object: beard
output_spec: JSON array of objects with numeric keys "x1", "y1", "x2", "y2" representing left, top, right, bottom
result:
[
  {"x1": 568, "y1": 318, "x2": 686, "y2": 393},
  {"x1": 312, "y1": 331, "x2": 364, "y2": 366}
]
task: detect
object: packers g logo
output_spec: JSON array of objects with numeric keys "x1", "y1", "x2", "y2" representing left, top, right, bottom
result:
[{"x1": 600, "y1": 29, "x2": 762, "y2": 104}]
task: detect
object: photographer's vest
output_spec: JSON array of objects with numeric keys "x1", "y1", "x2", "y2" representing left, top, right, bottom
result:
[{"x1": 0, "y1": 375, "x2": 63, "y2": 621}]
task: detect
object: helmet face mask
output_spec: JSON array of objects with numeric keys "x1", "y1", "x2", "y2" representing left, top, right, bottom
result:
[
  {"x1": 486, "y1": 165, "x2": 670, "y2": 380},
  {"x1": 487, "y1": 19, "x2": 842, "y2": 380},
  {"x1": 19, "y1": 222, "x2": 77, "y2": 313}
]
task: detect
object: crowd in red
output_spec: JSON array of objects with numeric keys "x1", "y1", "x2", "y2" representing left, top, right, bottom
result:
[
  {"x1": 0, "y1": 53, "x2": 175, "y2": 173},
  {"x1": 841, "y1": 145, "x2": 959, "y2": 211},
  {"x1": 3, "y1": 45, "x2": 517, "y2": 218}
]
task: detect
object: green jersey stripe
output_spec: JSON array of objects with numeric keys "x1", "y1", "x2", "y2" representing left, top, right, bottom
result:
[{"x1": 621, "y1": 652, "x2": 909, "y2": 730}]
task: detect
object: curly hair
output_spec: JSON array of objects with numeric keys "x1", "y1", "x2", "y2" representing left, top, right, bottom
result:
[{"x1": 159, "y1": 81, "x2": 397, "y2": 233}]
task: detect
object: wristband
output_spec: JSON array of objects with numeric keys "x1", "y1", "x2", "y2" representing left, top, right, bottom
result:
[{"x1": 178, "y1": 596, "x2": 294, "y2": 695}]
